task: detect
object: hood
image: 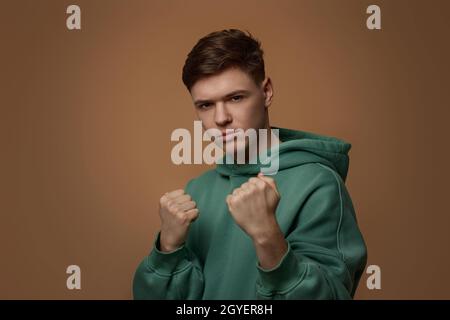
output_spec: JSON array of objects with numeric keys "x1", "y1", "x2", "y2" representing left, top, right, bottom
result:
[{"x1": 215, "y1": 127, "x2": 352, "y2": 181}]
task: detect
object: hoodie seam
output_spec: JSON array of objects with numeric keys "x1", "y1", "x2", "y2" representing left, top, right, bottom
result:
[
  {"x1": 299, "y1": 146, "x2": 346, "y2": 157},
  {"x1": 256, "y1": 263, "x2": 309, "y2": 297},
  {"x1": 144, "y1": 255, "x2": 193, "y2": 278},
  {"x1": 315, "y1": 163, "x2": 345, "y2": 262}
]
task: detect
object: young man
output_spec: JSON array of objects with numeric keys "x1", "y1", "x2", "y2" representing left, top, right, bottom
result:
[{"x1": 133, "y1": 29, "x2": 367, "y2": 299}]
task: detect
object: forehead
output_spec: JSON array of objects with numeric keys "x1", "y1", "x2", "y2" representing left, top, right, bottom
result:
[{"x1": 190, "y1": 67, "x2": 257, "y2": 99}]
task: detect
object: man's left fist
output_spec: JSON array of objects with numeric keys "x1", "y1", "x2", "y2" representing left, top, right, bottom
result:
[{"x1": 226, "y1": 172, "x2": 281, "y2": 240}]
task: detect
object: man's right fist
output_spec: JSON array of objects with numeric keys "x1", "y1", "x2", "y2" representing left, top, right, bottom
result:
[{"x1": 158, "y1": 189, "x2": 199, "y2": 252}]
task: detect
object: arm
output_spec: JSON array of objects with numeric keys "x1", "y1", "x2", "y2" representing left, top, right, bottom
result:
[
  {"x1": 132, "y1": 232, "x2": 204, "y2": 299},
  {"x1": 133, "y1": 184, "x2": 205, "y2": 299},
  {"x1": 227, "y1": 169, "x2": 367, "y2": 300},
  {"x1": 256, "y1": 167, "x2": 367, "y2": 299}
]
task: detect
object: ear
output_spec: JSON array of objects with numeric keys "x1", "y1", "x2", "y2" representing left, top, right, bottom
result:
[{"x1": 261, "y1": 77, "x2": 274, "y2": 108}]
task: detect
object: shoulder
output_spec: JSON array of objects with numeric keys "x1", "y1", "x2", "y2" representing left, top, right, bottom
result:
[{"x1": 283, "y1": 162, "x2": 345, "y2": 190}]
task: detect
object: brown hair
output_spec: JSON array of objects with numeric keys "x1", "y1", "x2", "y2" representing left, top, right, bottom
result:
[{"x1": 182, "y1": 29, "x2": 265, "y2": 91}]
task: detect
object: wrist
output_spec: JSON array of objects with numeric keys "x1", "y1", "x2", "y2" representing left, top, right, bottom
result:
[
  {"x1": 159, "y1": 232, "x2": 183, "y2": 253},
  {"x1": 252, "y1": 227, "x2": 288, "y2": 270},
  {"x1": 251, "y1": 218, "x2": 283, "y2": 246},
  {"x1": 160, "y1": 243, "x2": 180, "y2": 253},
  {"x1": 252, "y1": 227, "x2": 284, "y2": 247}
]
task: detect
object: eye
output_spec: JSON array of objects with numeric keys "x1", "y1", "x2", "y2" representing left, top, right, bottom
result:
[
  {"x1": 198, "y1": 103, "x2": 212, "y2": 109},
  {"x1": 231, "y1": 95, "x2": 243, "y2": 102}
]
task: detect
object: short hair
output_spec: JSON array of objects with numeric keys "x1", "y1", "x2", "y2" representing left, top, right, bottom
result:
[{"x1": 182, "y1": 29, "x2": 265, "y2": 91}]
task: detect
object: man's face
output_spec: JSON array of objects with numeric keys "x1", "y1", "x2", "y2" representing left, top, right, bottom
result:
[{"x1": 190, "y1": 67, "x2": 273, "y2": 158}]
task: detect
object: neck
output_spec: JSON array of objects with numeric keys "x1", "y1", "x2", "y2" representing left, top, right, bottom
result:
[{"x1": 245, "y1": 125, "x2": 280, "y2": 164}]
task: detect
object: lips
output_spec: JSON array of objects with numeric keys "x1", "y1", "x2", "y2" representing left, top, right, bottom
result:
[
  {"x1": 215, "y1": 130, "x2": 240, "y2": 143},
  {"x1": 222, "y1": 132, "x2": 238, "y2": 142}
]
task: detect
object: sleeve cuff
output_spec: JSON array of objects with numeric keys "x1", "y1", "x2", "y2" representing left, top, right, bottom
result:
[
  {"x1": 256, "y1": 241, "x2": 306, "y2": 293},
  {"x1": 146, "y1": 232, "x2": 192, "y2": 276}
]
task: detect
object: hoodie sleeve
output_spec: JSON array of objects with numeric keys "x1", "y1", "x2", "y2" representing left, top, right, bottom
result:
[
  {"x1": 256, "y1": 164, "x2": 367, "y2": 300},
  {"x1": 132, "y1": 232, "x2": 204, "y2": 299},
  {"x1": 132, "y1": 179, "x2": 204, "y2": 300}
]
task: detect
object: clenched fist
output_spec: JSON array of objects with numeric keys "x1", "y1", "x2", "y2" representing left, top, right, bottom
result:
[
  {"x1": 226, "y1": 172, "x2": 281, "y2": 242},
  {"x1": 159, "y1": 189, "x2": 199, "y2": 252}
]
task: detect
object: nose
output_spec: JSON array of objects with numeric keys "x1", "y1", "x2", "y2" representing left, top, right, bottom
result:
[{"x1": 214, "y1": 102, "x2": 232, "y2": 127}]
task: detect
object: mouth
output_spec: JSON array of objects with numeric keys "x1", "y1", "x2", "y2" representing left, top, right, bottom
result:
[{"x1": 215, "y1": 130, "x2": 240, "y2": 143}]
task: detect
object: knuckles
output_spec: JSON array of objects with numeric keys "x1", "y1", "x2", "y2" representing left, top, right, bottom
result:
[
  {"x1": 160, "y1": 191, "x2": 194, "y2": 210},
  {"x1": 227, "y1": 177, "x2": 275, "y2": 207}
]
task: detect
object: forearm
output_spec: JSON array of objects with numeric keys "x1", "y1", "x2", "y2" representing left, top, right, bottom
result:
[{"x1": 252, "y1": 223, "x2": 288, "y2": 270}]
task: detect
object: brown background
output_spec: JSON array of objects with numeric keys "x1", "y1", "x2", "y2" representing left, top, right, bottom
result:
[{"x1": 1, "y1": 0, "x2": 449, "y2": 299}]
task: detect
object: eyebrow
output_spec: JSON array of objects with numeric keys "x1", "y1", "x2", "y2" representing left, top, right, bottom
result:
[{"x1": 193, "y1": 90, "x2": 251, "y2": 107}]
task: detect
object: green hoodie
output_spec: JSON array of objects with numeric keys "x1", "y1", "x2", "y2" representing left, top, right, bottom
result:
[{"x1": 133, "y1": 127, "x2": 367, "y2": 299}]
